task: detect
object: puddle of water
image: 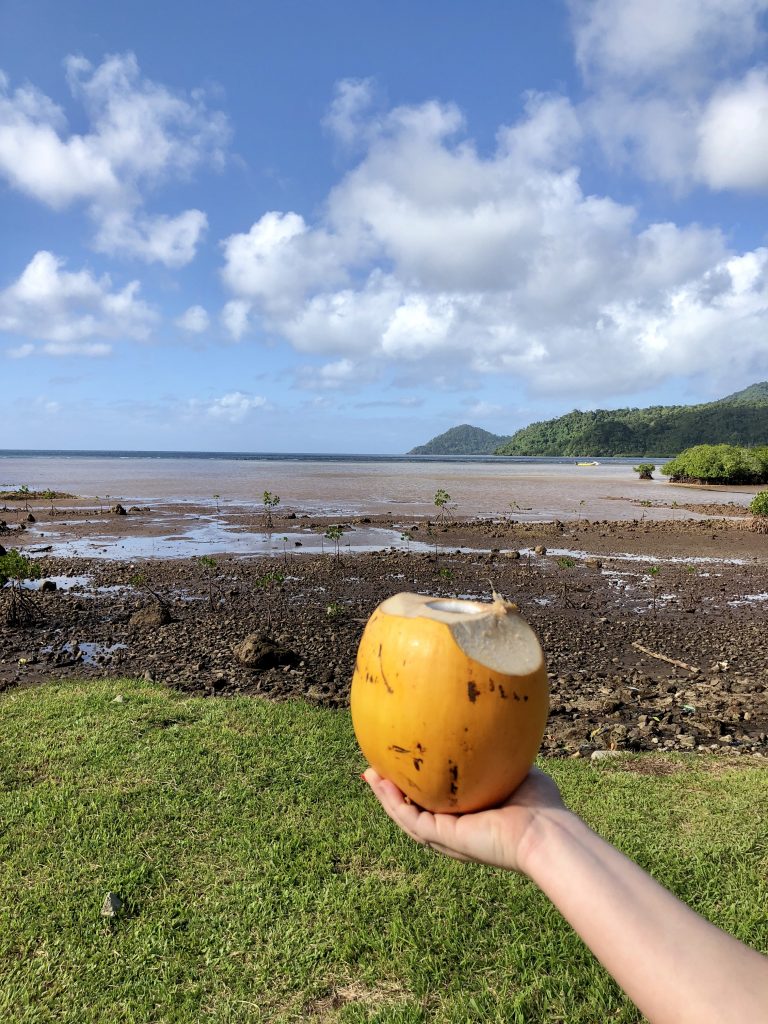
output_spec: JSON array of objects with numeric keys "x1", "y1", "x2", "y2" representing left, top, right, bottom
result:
[
  {"x1": 27, "y1": 522, "x2": 439, "y2": 560},
  {"x1": 22, "y1": 574, "x2": 92, "y2": 591},
  {"x1": 728, "y1": 593, "x2": 768, "y2": 607},
  {"x1": 518, "y1": 546, "x2": 749, "y2": 566},
  {"x1": 42, "y1": 641, "x2": 128, "y2": 666}
]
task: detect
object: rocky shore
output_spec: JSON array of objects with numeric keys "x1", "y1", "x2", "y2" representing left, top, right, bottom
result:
[{"x1": 1, "y1": 504, "x2": 766, "y2": 758}]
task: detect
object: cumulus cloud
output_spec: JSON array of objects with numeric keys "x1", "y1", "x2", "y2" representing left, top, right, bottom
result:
[
  {"x1": 0, "y1": 54, "x2": 229, "y2": 265},
  {"x1": 570, "y1": 0, "x2": 768, "y2": 191},
  {"x1": 219, "y1": 86, "x2": 768, "y2": 398},
  {"x1": 0, "y1": 250, "x2": 156, "y2": 351},
  {"x1": 697, "y1": 68, "x2": 768, "y2": 189},
  {"x1": 175, "y1": 304, "x2": 210, "y2": 333}
]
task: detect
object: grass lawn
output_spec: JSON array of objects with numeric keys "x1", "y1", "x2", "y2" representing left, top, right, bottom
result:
[{"x1": 0, "y1": 679, "x2": 766, "y2": 1023}]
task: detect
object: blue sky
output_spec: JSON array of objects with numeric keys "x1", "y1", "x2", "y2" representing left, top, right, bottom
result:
[{"x1": 2, "y1": 0, "x2": 768, "y2": 453}]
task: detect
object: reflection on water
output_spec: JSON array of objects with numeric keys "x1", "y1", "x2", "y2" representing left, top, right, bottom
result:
[{"x1": 28, "y1": 521, "x2": 436, "y2": 560}]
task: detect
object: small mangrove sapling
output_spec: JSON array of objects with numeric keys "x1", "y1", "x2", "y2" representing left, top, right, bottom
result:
[{"x1": 0, "y1": 549, "x2": 41, "y2": 626}]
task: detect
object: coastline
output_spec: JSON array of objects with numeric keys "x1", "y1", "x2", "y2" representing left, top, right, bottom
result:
[{"x1": 1, "y1": 495, "x2": 766, "y2": 759}]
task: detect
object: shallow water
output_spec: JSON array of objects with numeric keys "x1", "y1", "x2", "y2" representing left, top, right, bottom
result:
[
  {"x1": 0, "y1": 451, "x2": 756, "y2": 521},
  {"x1": 25, "y1": 521, "x2": 435, "y2": 560}
]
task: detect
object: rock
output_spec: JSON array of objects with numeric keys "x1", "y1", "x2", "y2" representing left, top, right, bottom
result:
[
  {"x1": 26, "y1": 513, "x2": 36, "y2": 523},
  {"x1": 233, "y1": 633, "x2": 297, "y2": 670},
  {"x1": 40, "y1": 580, "x2": 57, "y2": 592},
  {"x1": 505, "y1": 550, "x2": 521, "y2": 559},
  {"x1": 112, "y1": 503, "x2": 127, "y2": 515},
  {"x1": 112, "y1": 694, "x2": 126, "y2": 703},
  {"x1": 100, "y1": 892, "x2": 123, "y2": 917},
  {"x1": 0, "y1": 544, "x2": 5, "y2": 556},
  {"x1": 590, "y1": 749, "x2": 622, "y2": 761},
  {"x1": 534, "y1": 544, "x2": 547, "y2": 556},
  {"x1": 585, "y1": 558, "x2": 603, "y2": 569},
  {"x1": 129, "y1": 603, "x2": 171, "y2": 628}
]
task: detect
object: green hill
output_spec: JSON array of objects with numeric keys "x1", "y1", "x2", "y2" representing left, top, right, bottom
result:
[
  {"x1": 493, "y1": 383, "x2": 768, "y2": 458},
  {"x1": 408, "y1": 424, "x2": 511, "y2": 455}
]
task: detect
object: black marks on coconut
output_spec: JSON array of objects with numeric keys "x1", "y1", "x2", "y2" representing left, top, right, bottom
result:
[
  {"x1": 498, "y1": 684, "x2": 508, "y2": 699},
  {"x1": 412, "y1": 757, "x2": 423, "y2": 772},
  {"x1": 489, "y1": 679, "x2": 495, "y2": 692},
  {"x1": 467, "y1": 681, "x2": 479, "y2": 703},
  {"x1": 448, "y1": 761, "x2": 459, "y2": 795},
  {"x1": 377, "y1": 644, "x2": 394, "y2": 694},
  {"x1": 524, "y1": 694, "x2": 529, "y2": 702},
  {"x1": 513, "y1": 691, "x2": 521, "y2": 701},
  {"x1": 356, "y1": 656, "x2": 376, "y2": 685},
  {"x1": 389, "y1": 744, "x2": 410, "y2": 754},
  {"x1": 415, "y1": 742, "x2": 426, "y2": 754}
]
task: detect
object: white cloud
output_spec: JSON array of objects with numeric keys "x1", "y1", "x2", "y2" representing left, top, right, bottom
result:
[
  {"x1": 0, "y1": 250, "x2": 156, "y2": 349},
  {"x1": 204, "y1": 391, "x2": 268, "y2": 422},
  {"x1": 0, "y1": 54, "x2": 229, "y2": 265},
  {"x1": 218, "y1": 88, "x2": 768, "y2": 398},
  {"x1": 220, "y1": 299, "x2": 251, "y2": 340},
  {"x1": 42, "y1": 341, "x2": 111, "y2": 357},
  {"x1": 570, "y1": 0, "x2": 768, "y2": 192},
  {"x1": 221, "y1": 211, "x2": 348, "y2": 314},
  {"x1": 175, "y1": 304, "x2": 210, "y2": 333},
  {"x1": 323, "y1": 77, "x2": 376, "y2": 146},
  {"x1": 697, "y1": 68, "x2": 768, "y2": 189},
  {"x1": 571, "y1": 0, "x2": 767, "y2": 84},
  {"x1": 295, "y1": 357, "x2": 370, "y2": 391},
  {"x1": 93, "y1": 208, "x2": 208, "y2": 266}
]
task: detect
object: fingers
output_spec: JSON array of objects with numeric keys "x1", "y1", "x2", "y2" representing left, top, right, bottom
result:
[
  {"x1": 363, "y1": 767, "x2": 433, "y2": 845},
  {"x1": 362, "y1": 768, "x2": 473, "y2": 862}
]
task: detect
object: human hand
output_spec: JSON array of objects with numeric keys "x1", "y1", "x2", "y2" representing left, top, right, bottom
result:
[{"x1": 362, "y1": 766, "x2": 568, "y2": 874}]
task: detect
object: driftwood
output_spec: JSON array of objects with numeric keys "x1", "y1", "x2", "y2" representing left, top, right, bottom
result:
[{"x1": 631, "y1": 641, "x2": 699, "y2": 674}]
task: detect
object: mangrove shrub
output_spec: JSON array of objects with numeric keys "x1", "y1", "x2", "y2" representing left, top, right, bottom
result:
[{"x1": 661, "y1": 444, "x2": 768, "y2": 484}]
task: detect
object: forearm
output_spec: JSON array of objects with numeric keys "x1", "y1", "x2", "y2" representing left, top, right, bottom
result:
[{"x1": 520, "y1": 809, "x2": 768, "y2": 1024}]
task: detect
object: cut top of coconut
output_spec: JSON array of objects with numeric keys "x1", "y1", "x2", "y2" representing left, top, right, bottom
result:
[{"x1": 379, "y1": 592, "x2": 544, "y2": 677}]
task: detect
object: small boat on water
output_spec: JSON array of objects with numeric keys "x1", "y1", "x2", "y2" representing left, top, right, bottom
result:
[{"x1": 576, "y1": 461, "x2": 600, "y2": 466}]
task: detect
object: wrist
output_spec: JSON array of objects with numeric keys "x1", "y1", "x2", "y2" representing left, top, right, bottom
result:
[{"x1": 515, "y1": 805, "x2": 584, "y2": 878}]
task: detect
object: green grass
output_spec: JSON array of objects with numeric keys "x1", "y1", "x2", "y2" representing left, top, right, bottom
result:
[{"x1": 0, "y1": 680, "x2": 766, "y2": 1023}]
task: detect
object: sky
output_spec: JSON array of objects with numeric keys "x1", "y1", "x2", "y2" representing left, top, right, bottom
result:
[{"x1": 2, "y1": 0, "x2": 768, "y2": 454}]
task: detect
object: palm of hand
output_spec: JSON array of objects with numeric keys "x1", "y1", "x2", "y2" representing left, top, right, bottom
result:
[{"x1": 363, "y1": 766, "x2": 564, "y2": 873}]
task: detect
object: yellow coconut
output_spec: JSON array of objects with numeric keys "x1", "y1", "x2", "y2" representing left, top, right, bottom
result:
[{"x1": 351, "y1": 592, "x2": 548, "y2": 813}]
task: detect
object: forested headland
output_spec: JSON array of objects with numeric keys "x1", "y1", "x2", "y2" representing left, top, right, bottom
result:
[{"x1": 493, "y1": 382, "x2": 768, "y2": 458}]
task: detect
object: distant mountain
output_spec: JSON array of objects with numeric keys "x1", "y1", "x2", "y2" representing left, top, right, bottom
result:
[
  {"x1": 408, "y1": 424, "x2": 512, "y2": 455},
  {"x1": 493, "y1": 383, "x2": 768, "y2": 458}
]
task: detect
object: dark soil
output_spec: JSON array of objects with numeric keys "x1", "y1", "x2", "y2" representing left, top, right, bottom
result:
[{"x1": 1, "y1": 512, "x2": 766, "y2": 759}]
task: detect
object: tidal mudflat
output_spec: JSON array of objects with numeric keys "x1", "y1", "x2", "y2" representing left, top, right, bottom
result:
[{"x1": 1, "y1": 492, "x2": 765, "y2": 759}]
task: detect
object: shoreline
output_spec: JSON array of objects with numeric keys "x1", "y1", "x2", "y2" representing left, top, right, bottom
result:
[{"x1": 1, "y1": 501, "x2": 766, "y2": 760}]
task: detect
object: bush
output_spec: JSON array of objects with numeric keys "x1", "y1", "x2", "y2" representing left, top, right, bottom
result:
[
  {"x1": 661, "y1": 444, "x2": 768, "y2": 484},
  {"x1": 633, "y1": 463, "x2": 655, "y2": 480},
  {"x1": 750, "y1": 491, "x2": 768, "y2": 517}
]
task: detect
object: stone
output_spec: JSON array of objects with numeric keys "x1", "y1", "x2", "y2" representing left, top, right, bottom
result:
[
  {"x1": 233, "y1": 633, "x2": 297, "y2": 670},
  {"x1": 129, "y1": 603, "x2": 171, "y2": 629},
  {"x1": 40, "y1": 580, "x2": 57, "y2": 592},
  {"x1": 100, "y1": 892, "x2": 123, "y2": 917},
  {"x1": 534, "y1": 544, "x2": 547, "y2": 556},
  {"x1": 505, "y1": 550, "x2": 521, "y2": 559},
  {"x1": 590, "y1": 749, "x2": 622, "y2": 761},
  {"x1": 111, "y1": 503, "x2": 127, "y2": 516}
]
